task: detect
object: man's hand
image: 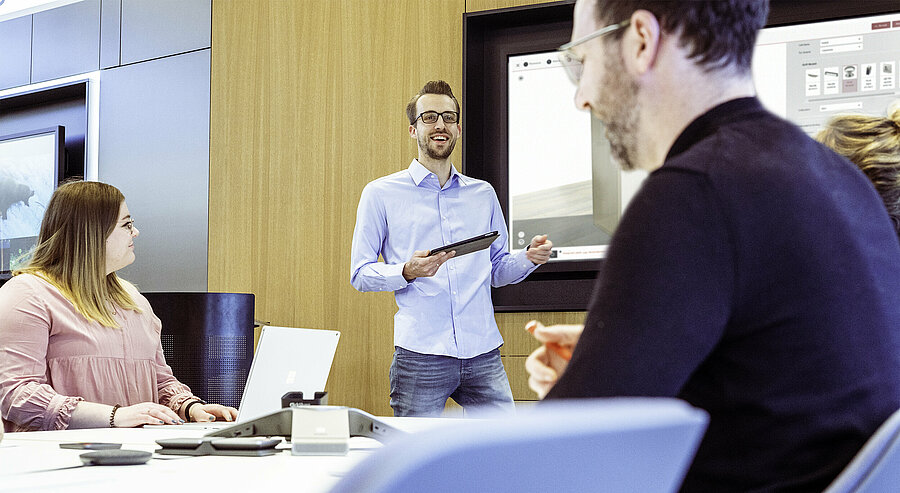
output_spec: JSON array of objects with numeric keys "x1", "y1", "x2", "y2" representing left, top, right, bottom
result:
[
  {"x1": 525, "y1": 234, "x2": 553, "y2": 265},
  {"x1": 524, "y1": 321, "x2": 583, "y2": 399},
  {"x1": 402, "y1": 250, "x2": 455, "y2": 281}
]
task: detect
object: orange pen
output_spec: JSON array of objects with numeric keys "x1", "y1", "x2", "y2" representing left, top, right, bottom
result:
[{"x1": 526, "y1": 321, "x2": 572, "y2": 361}]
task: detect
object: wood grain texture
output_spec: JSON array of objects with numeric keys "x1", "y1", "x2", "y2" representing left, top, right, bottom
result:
[
  {"x1": 210, "y1": 0, "x2": 580, "y2": 416},
  {"x1": 497, "y1": 310, "x2": 585, "y2": 402},
  {"x1": 497, "y1": 311, "x2": 585, "y2": 356},
  {"x1": 465, "y1": 0, "x2": 553, "y2": 13}
]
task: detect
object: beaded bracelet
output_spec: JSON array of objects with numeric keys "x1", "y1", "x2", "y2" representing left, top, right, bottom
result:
[{"x1": 109, "y1": 404, "x2": 121, "y2": 428}]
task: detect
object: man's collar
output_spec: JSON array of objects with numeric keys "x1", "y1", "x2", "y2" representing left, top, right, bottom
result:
[
  {"x1": 408, "y1": 159, "x2": 463, "y2": 187},
  {"x1": 666, "y1": 97, "x2": 765, "y2": 161}
]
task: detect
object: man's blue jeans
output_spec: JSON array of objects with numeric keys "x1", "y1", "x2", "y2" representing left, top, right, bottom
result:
[{"x1": 389, "y1": 347, "x2": 515, "y2": 417}]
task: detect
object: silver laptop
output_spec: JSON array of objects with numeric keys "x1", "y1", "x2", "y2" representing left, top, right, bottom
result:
[{"x1": 153, "y1": 326, "x2": 341, "y2": 430}]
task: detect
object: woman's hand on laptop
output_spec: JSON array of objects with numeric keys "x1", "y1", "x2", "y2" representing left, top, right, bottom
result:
[
  {"x1": 189, "y1": 403, "x2": 239, "y2": 423},
  {"x1": 114, "y1": 402, "x2": 184, "y2": 427}
]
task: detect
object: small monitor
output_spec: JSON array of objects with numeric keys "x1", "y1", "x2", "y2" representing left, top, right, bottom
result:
[{"x1": 0, "y1": 126, "x2": 65, "y2": 279}]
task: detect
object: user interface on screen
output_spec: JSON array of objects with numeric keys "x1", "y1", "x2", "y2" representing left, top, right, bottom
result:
[
  {"x1": 0, "y1": 130, "x2": 60, "y2": 273},
  {"x1": 753, "y1": 12, "x2": 900, "y2": 135},
  {"x1": 506, "y1": 12, "x2": 900, "y2": 262},
  {"x1": 508, "y1": 53, "x2": 647, "y2": 261}
]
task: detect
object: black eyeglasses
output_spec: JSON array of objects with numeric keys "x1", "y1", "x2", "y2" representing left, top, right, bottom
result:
[{"x1": 415, "y1": 111, "x2": 459, "y2": 125}]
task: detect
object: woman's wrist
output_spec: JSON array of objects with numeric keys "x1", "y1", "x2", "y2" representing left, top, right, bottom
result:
[
  {"x1": 182, "y1": 399, "x2": 205, "y2": 422},
  {"x1": 109, "y1": 404, "x2": 121, "y2": 428}
]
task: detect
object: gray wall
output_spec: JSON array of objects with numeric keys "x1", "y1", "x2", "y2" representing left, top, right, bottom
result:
[
  {"x1": 31, "y1": 0, "x2": 102, "y2": 83},
  {"x1": 99, "y1": 50, "x2": 210, "y2": 292},
  {"x1": 0, "y1": 16, "x2": 32, "y2": 89},
  {"x1": 0, "y1": 0, "x2": 212, "y2": 292}
]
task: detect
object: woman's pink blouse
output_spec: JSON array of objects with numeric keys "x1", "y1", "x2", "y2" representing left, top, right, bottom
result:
[{"x1": 0, "y1": 274, "x2": 194, "y2": 432}]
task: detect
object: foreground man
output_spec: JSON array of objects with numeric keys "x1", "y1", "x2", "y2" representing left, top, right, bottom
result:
[{"x1": 526, "y1": 1, "x2": 900, "y2": 491}]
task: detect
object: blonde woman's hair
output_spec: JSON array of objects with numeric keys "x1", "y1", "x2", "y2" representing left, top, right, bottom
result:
[
  {"x1": 817, "y1": 101, "x2": 900, "y2": 236},
  {"x1": 16, "y1": 180, "x2": 140, "y2": 327}
]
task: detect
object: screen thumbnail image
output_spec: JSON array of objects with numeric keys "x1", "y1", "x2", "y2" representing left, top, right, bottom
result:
[{"x1": 0, "y1": 131, "x2": 60, "y2": 271}]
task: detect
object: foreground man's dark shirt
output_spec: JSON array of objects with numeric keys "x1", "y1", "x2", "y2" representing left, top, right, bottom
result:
[{"x1": 547, "y1": 98, "x2": 900, "y2": 492}]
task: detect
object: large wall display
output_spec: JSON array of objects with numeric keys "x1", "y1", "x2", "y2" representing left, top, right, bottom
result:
[{"x1": 463, "y1": 0, "x2": 900, "y2": 311}]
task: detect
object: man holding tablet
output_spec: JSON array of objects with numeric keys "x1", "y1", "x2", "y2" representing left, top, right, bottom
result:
[{"x1": 351, "y1": 80, "x2": 552, "y2": 417}]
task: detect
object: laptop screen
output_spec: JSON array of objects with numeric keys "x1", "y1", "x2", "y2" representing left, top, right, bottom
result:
[{"x1": 236, "y1": 326, "x2": 341, "y2": 422}]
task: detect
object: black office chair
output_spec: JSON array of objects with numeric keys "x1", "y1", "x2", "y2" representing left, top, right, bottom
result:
[{"x1": 141, "y1": 292, "x2": 254, "y2": 409}]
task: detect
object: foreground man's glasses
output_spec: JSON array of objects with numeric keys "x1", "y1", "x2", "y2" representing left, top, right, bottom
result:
[{"x1": 557, "y1": 20, "x2": 629, "y2": 84}]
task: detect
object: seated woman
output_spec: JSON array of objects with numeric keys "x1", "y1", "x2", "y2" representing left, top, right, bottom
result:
[
  {"x1": 0, "y1": 181, "x2": 237, "y2": 431},
  {"x1": 817, "y1": 101, "x2": 900, "y2": 237}
]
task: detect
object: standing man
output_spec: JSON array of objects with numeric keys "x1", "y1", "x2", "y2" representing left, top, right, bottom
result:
[
  {"x1": 351, "y1": 80, "x2": 552, "y2": 417},
  {"x1": 525, "y1": 1, "x2": 900, "y2": 491}
]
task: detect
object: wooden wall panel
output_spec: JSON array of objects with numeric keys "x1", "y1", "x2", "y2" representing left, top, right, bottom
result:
[
  {"x1": 210, "y1": 0, "x2": 582, "y2": 416},
  {"x1": 465, "y1": 0, "x2": 552, "y2": 12}
]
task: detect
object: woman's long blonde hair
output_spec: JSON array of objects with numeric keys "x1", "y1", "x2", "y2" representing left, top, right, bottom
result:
[
  {"x1": 817, "y1": 101, "x2": 900, "y2": 237},
  {"x1": 16, "y1": 181, "x2": 139, "y2": 327}
]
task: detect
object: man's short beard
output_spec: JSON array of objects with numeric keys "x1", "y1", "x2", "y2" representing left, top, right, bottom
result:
[
  {"x1": 605, "y1": 115, "x2": 638, "y2": 171},
  {"x1": 600, "y1": 53, "x2": 641, "y2": 171},
  {"x1": 419, "y1": 135, "x2": 457, "y2": 160}
]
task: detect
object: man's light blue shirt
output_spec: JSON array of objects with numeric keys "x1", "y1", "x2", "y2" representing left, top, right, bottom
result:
[{"x1": 350, "y1": 160, "x2": 539, "y2": 358}]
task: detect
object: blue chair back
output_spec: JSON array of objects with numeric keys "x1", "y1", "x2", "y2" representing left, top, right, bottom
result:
[
  {"x1": 824, "y1": 408, "x2": 900, "y2": 493},
  {"x1": 330, "y1": 398, "x2": 708, "y2": 493}
]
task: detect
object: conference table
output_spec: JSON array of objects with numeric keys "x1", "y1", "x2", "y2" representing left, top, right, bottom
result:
[{"x1": 0, "y1": 416, "x2": 448, "y2": 493}]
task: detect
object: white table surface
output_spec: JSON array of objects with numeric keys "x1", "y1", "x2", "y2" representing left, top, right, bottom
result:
[{"x1": 0, "y1": 416, "x2": 456, "y2": 493}]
